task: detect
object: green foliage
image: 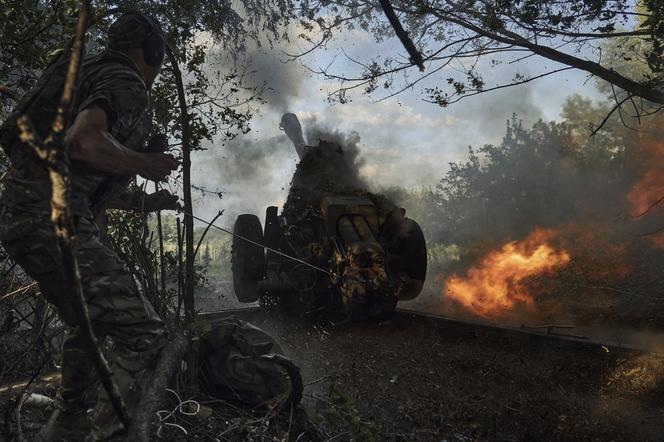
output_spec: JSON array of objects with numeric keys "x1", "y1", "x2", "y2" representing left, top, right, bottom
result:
[
  {"x1": 194, "y1": 233, "x2": 232, "y2": 279},
  {"x1": 431, "y1": 115, "x2": 636, "y2": 248},
  {"x1": 397, "y1": 96, "x2": 662, "y2": 278},
  {"x1": 1, "y1": 0, "x2": 296, "y2": 146},
  {"x1": 397, "y1": 187, "x2": 439, "y2": 236},
  {"x1": 0, "y1": 0, "x2": 299, "y2": 323},
  {"x1": 0, "y1": 0, "x2": 78, "y2": 116},
  {"x1": 561, "y1": 94, "x2": 631, "y2": 163},
  {"x1": 296, "y1": 1, "x2": 664, "y2": 106},
  {"x1": 642, "y1": 0, "x2": 664, "y2": 73},
  {"x1": 202, "y1": 243, "x2": 211, "y2": 266},
  {"x1": 147, "y1": 214, "x2": 232, "y2": 280},
  {"x1": 107, "y1": 208, "x2": 177, "y2": 315}
]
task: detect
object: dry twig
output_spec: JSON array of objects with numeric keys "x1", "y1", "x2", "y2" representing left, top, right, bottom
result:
[{"x1": 193, "y1": 209, "x2": 224, "y2": 260}]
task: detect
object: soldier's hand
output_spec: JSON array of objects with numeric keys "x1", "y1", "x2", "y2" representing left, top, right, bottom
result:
[
  {"x1": 139, "y1": 153, "x2": 179, "y2": 181},
  {"x1": 145, "y1": 133, "x2": 169, "y2": 153},
  {"x1": 144, "y1": 189, "x2": 179, "y2": 211}
]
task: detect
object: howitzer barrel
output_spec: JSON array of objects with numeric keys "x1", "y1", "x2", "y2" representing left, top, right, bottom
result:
[
  {"x1": 351, "y1": 216, "x2": 377, "y2": 242},
  {"x1": 280, "y1": 113, "x2": 307, "y2": 159},
  {"x1": 337, "y1": 216, "x2": 361, "y2": 243}
]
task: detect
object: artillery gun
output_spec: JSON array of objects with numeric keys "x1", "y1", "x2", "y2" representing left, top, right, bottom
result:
[{"x1": 231, "y1": 114, "x2": 427, "y2": 321}]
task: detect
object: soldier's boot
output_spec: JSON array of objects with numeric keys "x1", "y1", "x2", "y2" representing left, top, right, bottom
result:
[
  {"x1": 87, "y1": 367, "x2": 140, "y2": 441},
  {"x1": 36, "y1": 331, "x2": 99, "y2": 441},
  {"x1": 88, "y1": 399, "x2": 131, "y2": 442},
  {"x1": 35, "y1": 409, "x2": 92, "y2": 442},
  {"x1": 35, "y1": 340, "x2": 98, "y2": 441},
  {"x1": 89, "y1": 333, "x2": 165, "y2": 441}
]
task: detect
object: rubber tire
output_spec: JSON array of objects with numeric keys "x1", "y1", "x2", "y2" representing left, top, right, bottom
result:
[
  {"x1": 232, "y1": 214, "x2": 266, "y2": 303},
  {"x1": 389, "y1": 218, "x2": 427, "y2": 300}
]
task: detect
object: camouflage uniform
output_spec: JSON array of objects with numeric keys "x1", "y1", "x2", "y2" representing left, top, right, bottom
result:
[{"x1": 0, "y1": 47, "x2": 165, "y2": 437}]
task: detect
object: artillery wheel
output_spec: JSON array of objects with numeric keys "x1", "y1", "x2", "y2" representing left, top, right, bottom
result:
[
  {"x1": 232, "y1": 214, "x2": 266, "y2": 303},
  {"x1": 388, "y1": 218, "x2": 427, "y2": 300}
]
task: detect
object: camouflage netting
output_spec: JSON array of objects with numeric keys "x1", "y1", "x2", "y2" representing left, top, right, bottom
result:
[{"x1": 282, "y1": 140, "x2": 396, "y2": 221}]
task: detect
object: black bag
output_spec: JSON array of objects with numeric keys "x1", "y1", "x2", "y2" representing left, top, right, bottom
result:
[{"x1": 198, "y1": 317, "x2": 303, "y2": 408}]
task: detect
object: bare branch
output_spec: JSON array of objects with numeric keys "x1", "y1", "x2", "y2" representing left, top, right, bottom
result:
[
  {"x1": 422, "y1": 6, "x2": 664, "y2": 104},
  {"x1": 589, "y1": 93, "x2": 632, "y2": 137},
  {"x1": 283, "y1": 31, "x2": 331, "y2": 59},
  {"x1": 194, "y1": 210, "x2": 224, "y2": 260},
  {"x1": 630, "y1": 196, "x2": 664, "y2": 219},
  {"x1": 305, "y1": 1, "x2": 664, "y2": 108},
  {"x1": 424, "y1": 67, "x2": 575, "y2": 106}
]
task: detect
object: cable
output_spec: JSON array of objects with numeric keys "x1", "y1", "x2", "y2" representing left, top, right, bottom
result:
[
  {"x1": 187, "y1": 212, "x2": 333, "y2": 277},
  {"x1": 140, "y1": 178, "x2": 332, "y2": 276},
  {"x1": 156, "y1": 388, "x2": 199, "y2": 438}
]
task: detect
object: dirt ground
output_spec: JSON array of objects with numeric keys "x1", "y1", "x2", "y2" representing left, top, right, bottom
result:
[
  {"x1": 3, "y1": 302, "x2": 663, "y2": 441},
  {"x1": 225, "y1": 308, "x2": 664, "y2": 441},
  {"x1": 193, "y1": 280, "x2": 664, "y2": 441}
]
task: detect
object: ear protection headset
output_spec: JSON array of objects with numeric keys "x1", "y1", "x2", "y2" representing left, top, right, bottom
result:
[
  {"x1": 108, "y1": 13, "x2": 165, "y2": 67},
  {"x1": 138, "y1": 14, "x2": 166, "y2": 67}
]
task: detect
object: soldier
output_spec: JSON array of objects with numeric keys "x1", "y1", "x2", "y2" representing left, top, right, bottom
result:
[{"x1": 0, "y1": 13, "x2": 179, "y2": 440}]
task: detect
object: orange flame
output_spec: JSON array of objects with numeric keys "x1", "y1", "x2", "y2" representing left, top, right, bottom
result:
[{"x1": 444, "y1": 229, "x2": 571, "y2": 317}]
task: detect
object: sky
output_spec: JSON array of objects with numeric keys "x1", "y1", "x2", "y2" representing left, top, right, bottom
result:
[{"x1": 180, "y1": 23, "x2": 607, "y2": 227}]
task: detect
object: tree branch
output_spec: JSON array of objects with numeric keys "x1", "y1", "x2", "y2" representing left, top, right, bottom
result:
[
  {"x1": 193, "y1": 210, "x2": 224, "y2": 260},
  {"x1": 127, "y1": 332, "x2": 190, "y2": 442},
  {"x1": 424, "y1": 66, "x2": 575, "y2": 106},
  {"x1": 378, "y1": 0, "x2": 425, "y2": 71},
  {"x1": 423, "y1": 6, "x2": 664, "y2": 104},
  {"x1": 631, "y1": 195, "x2": 664, "y2": 219},
  {"x1": 589, "y1": 93, "x2": 632, "y2": 136},
  {"x1": 166, "y1": 46, "x2": 195, "y2": 323}
]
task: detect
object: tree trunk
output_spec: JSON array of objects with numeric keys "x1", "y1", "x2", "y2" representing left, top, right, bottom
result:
[
  {"x1": 155, "y1": 183, "x2": 167, "y2": 302},
  {"x1": 127, "y1": 332, "x2": 191, "y2": 442},
  {"x1": 166, "y1": 48, "x2": 196, "y2": 323}
]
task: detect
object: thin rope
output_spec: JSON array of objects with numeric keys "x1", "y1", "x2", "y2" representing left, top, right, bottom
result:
[{"x1": 187, "y1": 212, "x2": 333, "y2": 276}]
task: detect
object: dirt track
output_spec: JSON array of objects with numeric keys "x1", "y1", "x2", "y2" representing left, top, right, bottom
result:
[
  {"x1": 224, "y1": 308, "x2": 664, "y2": 441},
  {"x1": 5, "y1": 288, "x2": 663, "y2": 441}
]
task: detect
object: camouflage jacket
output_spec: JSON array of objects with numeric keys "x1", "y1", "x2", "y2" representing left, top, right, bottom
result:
[{"x1": 0, "y1": 49, "x2": 151, "y2": 239}]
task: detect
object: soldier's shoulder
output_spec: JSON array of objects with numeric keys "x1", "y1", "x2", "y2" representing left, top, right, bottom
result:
[{"x1": 84, "y1": 53, "x2": 147, "y2": 90}]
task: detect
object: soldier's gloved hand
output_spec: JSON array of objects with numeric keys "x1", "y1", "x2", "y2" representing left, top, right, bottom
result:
[
  {"x1": 145, "y1": 133, "x2": 169, "y2": 153},
  {"x1": 139, "y1": 153, "x2": 179, "y2": 181},
  {"x1": 144, "y1": 189, "x2": 179, "y2": 211}
]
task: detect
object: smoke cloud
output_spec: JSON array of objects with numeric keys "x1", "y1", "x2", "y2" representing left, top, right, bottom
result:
[
  {"x1": 244, "y1": 48, "x2": 304, "y2": 113},
  {"x1": 191, "y1": 132, "x2": 298, "y2": 225},
  {"x1": 279, "y1": 120, "x2": 377, "y2": 218},
  {"x1": 301, "y1": 122, "x2": 367, "y2": 189},
  {"x1": 456, "y1": 81, "x2": 544, "y2": 137}
]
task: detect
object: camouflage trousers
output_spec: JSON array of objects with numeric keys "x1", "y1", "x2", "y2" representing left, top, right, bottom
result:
[{"x1": 0, "y1": 211, "x2": 165, "y2": 436}]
